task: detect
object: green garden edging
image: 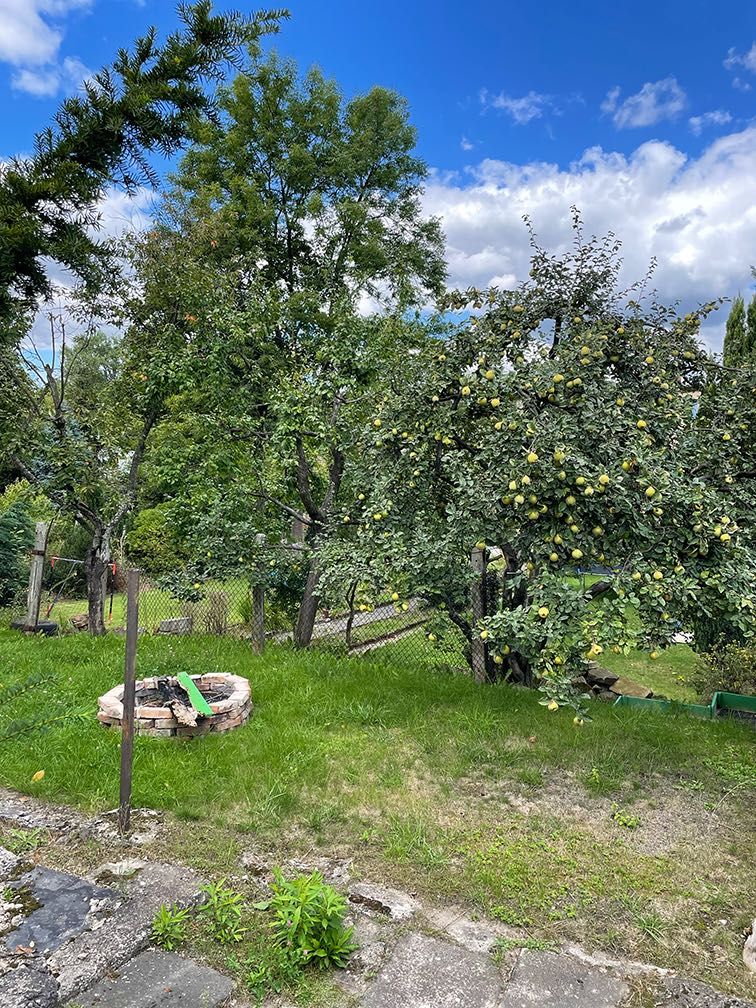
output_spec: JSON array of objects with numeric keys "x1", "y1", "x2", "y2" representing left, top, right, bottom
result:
[{"x1": 613, "y1": 690, "x2": 756, "y2": 720}]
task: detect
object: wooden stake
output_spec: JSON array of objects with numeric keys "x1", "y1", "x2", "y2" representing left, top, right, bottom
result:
[
  {"x1": 251, "y1": 533, "x2": 266, "y2": 653},
  {"x1": 252, "y1": 582, "x2": 265, "y2": 653},
  {"x1": 470, "y1": 546, "x2": 488, "y2": 684},
  {"x1": 118, "y1": 568, "x2": 140, "y2": 835},
  {"x1": 25, "y1": 522, "x2": 49, "y2": 630}
]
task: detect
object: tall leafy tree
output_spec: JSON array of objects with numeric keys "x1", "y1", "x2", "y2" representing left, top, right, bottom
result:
[
  {"x1": 3, "y1": 314, "x2": 160, "y2": 633},
  {"x1": 0, "y1": 3, "x2": 285, "y2": 633},
  {"x1": 130, "y1": 53, "x2": 446, "y2": 644},
  {"x1": 747, "y1": 293, "x2": 756, "y2": 360},
  {"x1": 723, "y1": 295, "x2": 746, "y2": 365}
]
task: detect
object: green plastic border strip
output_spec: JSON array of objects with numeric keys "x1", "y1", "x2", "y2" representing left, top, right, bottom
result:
[
  {"x1": 613, "y1": 690, "x2": 756, "y2": 719},
  {"x1": 176, "y1": 671, "x2": 214, "y2": 717}
]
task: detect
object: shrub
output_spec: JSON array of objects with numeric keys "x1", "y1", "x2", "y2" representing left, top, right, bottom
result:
[
  {"x1": 0, "y1": 500, "x2": 33, "y2": 607},
  {"x1": 198, "y1": 879, "x2": 246, "y2": 943},
  {"x1": 151, "y1": 904, "x2": 190, "y2": 950},
  {"x1": 693, "y1": 644, "x2": 756, "y2": 700},
  {"x1": 127, "y1": 504, "x2": 185, "y2": 576},
  {"x1": 254, "y1": 869, "x2": 357, "y2": 970}
]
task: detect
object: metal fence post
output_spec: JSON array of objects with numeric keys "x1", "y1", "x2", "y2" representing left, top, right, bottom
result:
[
  {"x1": 119, "y1": 568, "x2": 140, "y2": 834},
  {"x1": 24, "y1": 522, "x2": 49, "y2": 631},
  {"x1": 470, "y1": 546, "x2": 488, "y2": 684}
]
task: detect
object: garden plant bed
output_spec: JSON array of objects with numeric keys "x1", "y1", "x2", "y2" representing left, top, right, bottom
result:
[{"x1": 97, "y1": 672, "x2": 252, "y2": 738}]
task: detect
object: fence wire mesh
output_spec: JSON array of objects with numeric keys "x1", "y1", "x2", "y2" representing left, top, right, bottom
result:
[{"x1": 0, "y1": 542, "x2": 473, "y2": 675}]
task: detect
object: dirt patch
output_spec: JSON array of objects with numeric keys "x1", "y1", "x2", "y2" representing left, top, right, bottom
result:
[{"x1": 453, "y1": 769, "x2": 750, "y2": 856}]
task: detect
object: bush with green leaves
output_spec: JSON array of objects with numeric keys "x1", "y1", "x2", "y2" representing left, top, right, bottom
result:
[
  {"x1": 151, "y1": 904, "x2": 190, "y2": 950},
  {"x1": 199, "y1": 879, "x2": 246, "y2": 943},
  {"x1": 254, "y1": 869, "x2": 357, "y2": 971},
  {"x1": 0, "y1": 499, "x2": 33, "y2": 607},
  {"x1": 693, "y1": 644, "x2": 756, "y2": 700}
]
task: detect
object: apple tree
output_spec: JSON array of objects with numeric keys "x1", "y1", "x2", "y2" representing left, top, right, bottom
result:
[{"x1": 319, "y1": 219, "x2": 756, "y2": 716}]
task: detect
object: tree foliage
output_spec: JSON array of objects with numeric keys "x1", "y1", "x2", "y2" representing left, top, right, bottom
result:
[
  {"x1": 723, "y1": 295, "x2": 747, "y2": 366},
  {"x1": 320, "y1": 217, "x2": 756, "y2": 715},
  {"x1": 0, "y1": 499, "x2": 33, "y2": 607},
  {"x1": 126, "y1": 51, "x2": 446, "y2": 643},
  {"x1": 0, "y1": 1, "x2": 284, "y2": 331}
]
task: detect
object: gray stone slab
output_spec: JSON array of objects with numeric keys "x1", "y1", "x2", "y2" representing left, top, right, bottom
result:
[
  {"x1": 4, "y1": 867, "x2": 115, "y2": 955},
  {"x1": 657, "y1": 977, "x2": 756, "y2": 1008},
  {"x1": 361, "y1": 932, "x2": 503, "y2": 1008},
  {"x1": 349, "y1": 881, "x2": 420, "y2": 921},
  {"x1": 423, "y1": 905, "x2": 512, "y2": 955},
  {"x1": 64, "y1": 948, "x2": 234, "y2": 1007},
  {"x1": 500, "y1": 950, "x2": 629, "y2": 1008},
  {"x1": 0, "y1": 957, "x2": 58, "y2": 1008},
  {"x1": 50, "y1": 862, "x2": 203, "y2": 1002},
  {"x1": 0, "y1": 846, "x2": 21, "y2": 879}
]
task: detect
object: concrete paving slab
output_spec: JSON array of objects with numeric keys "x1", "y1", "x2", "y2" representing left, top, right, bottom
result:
[
  {"x1": 657, "y1": 977, "x2": 756, "y2": 1008},
  {"x1": 63, "y1": 948, "x2": 234, "y2": 1007},
  {"x1": 4, "y1": 867, "x2": 115, "y2": 955},
  {"x1": 0, "y1": 957, "x2": 59, "y2": 1008},
  {"x1": 500, "y1": 949, "x2": 629, "y2": 1008},
  {"x1": 336, "y1": 910, "x2": 396, "y2": 996},
  {"x1": 360, "y1": 932, "x2": 503, "y2": 1008},
  {"x1": 349, "y1": 881, "x2": 420, "y2": 921},
  {"x1": 50, "y1": 863, "x2": 204, "y2": 1002},
  {"x1": 423, "y1": 905, "x2": 513, "y2": 955}
]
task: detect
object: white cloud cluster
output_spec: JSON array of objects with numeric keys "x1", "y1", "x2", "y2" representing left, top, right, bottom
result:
[
  {"x1": 24, "y1": 185, "x2": 155, "y2": 352},
  {"x1": 601, "y1": 78, "x2": 687, "y2": 128},
  {"x1": 688, "y1": 110, "x2": 732, "y2": 135},
  {"x1": 0, "y1": 0, "x2": 91, "y2": 97},
  {"x1": 724, "y1": 42, "x2": 756, "y2": 74},
  {"x1": 480, "y1": 88, "x2": 553, "y2": 125},
  {"x1": 12, "y1": 55, "x2": 89, "y2": 97},
  {"x1": 724, "y1": 41, "x2": 756, "y2": 91},
  {"x1": 423, "y1": 127, "x2": 756, "y2": 349}
]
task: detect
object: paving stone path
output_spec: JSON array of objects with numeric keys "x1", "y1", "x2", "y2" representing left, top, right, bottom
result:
[{"x1": 1, "y1": 790, "x2": 754, "y2": 1008}]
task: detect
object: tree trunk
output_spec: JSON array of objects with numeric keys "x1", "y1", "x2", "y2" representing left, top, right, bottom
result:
[
  {"x1": 84, "y1": 527, "x2": 110, "y2": 636},
  {"x1": 344, "y1": 580, "x2": 358, "y2": 649},
  {"x1": 293, "y1": 558, "x2": 320, "y2": 648}
]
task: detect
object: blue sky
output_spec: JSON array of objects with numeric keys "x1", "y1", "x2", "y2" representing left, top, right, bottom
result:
[{"x1": 1, "y1": 0, "x2": 755, "y2": 345}]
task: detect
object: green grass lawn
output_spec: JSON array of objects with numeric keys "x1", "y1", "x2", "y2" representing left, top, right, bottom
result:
[
  {"x1": 0, "y1": 628, "x2": 754, "y2": 999},
  {"x1": 601, "y1": 644, "x2": 700, "y2": 701}
]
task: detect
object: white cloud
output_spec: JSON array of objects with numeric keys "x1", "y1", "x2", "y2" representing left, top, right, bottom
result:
[
  {"x1": 724, "y1": 42, "x2": 756, "y2": 74},
  {"x1": 460, "y1": 136, "x2": 474, "y2": 151},
  {"x1": 601, "y1": 78, "x2": 687, "y2": 129},
  {"x1": 688, "y1": 110, "x2": 732, "y2": 135},
  {"x1": 0, "y1": 0, "x2": 91, "y2": 98},
  {"x1": 0, "y1": 0, "x2": 90, "y2": 65},
  {"x1": 423, "y1": 127, "x2": 756, "y2": 349},
  {"x1": 23, "y1": 185, "x2": 155, "y2": 353},
  {"x1": 12, "y1": 55, "x2": 90, "y2": 97},
  {"x1": 481, "y1": 88, "x2": 552, "y2": 125}
]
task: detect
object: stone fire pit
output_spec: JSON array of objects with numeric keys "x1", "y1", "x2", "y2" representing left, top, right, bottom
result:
[{"x1": 97, "y1": 672, "x2": 252, "y2": 738}]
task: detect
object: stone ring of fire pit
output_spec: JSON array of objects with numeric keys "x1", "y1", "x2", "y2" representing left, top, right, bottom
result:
[{"x1": 97, "y1": 673, "x2": 251, "y2": 738}]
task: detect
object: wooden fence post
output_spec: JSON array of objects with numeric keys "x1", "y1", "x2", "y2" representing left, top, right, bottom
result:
[
  {"x1": 24, "y1": 522, "x2": 49, "y2": 631},
  {"x1": 251, "y1": 533, "x2": 266, "y2": 653},
  {"x1": 119, "y1": 568, "x2": 140, "y2": 835},
  {"x1": 470, "y1": 546, "x2": 488, "y2": 684}
]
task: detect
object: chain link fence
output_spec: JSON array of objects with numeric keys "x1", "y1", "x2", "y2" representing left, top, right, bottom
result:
[{"x1": 0, "y1": 533, "x2": 473, "y2": 675}]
